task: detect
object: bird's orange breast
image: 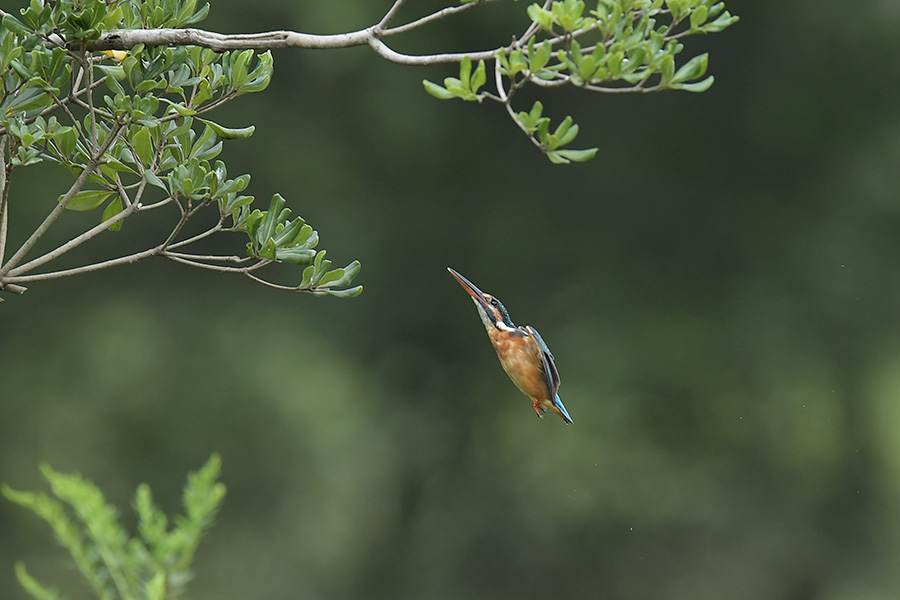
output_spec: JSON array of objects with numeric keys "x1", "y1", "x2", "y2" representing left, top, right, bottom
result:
[{"x1": 488, "y1": 329, "x2": 548, "y2": 402}]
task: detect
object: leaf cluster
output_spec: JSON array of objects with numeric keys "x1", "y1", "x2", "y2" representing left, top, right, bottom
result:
[
  {"x1": 0, "y1": 0, "x2": 360, "y2": 297},
  {"x1": 4, "y1": 0, "x2": 209, "y2": 45},
  {"x1": 1, "y1": 455, "x2": 225, "y2": 600},
  {"x1": 423, "y1": 0, "x2": 738, "y2": 163}
]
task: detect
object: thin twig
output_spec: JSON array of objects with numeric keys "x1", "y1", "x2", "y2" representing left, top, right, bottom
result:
[
  {"x1": 165, "y1": 251, "x2": 255, "y2": 263},
  {"x1": 518, "y1": 0, "x2": 553, "y2": 45},
  {"x1": 83, "y1": 50, "x2": 99, "y2": 153},
  {"x1": 378, "y1": 0, "x2": 408, "y2": 29},
  {"x1": 0, "y1": 135, "x2": 8, "y2": 267},
  {"x1": 115, "y1": 173, "x2": 133, "y2": 208},
  {"x1": 3, "y1": 247, "x2": 161, "y2": 283},
  {"x1": 367, "y1": 38, "x2": 499, "y2": 66},
  {"x1": 7, "y1": 198, "x2": 139, "y2": 276},
  {"x1": 137, "y1": 197, "x2": 175, "y2": 211},
  {"x1": 502, "y1": 98, "x2": 544, "y2": 153},
  {"x1": 163, "y1": 252, "x2": 268, "y2": 273},
  {"x1": 245, "y1": 272, "x2": 312, "y2": 291},
  {"x1": 0, "y1": 122, "x2": 124, "y2": 277},
  {"x1": 166, "y1": 220, "x2": 224, "y2": 249},
  {"x1": 494, "y1": 57, "x2": 509, "y2": 102},
  {"x1": 381, "y1": 0, "x2": 500, "y2": 37},
  {"x1": 581, "y1": 81, "x2": 660, "y2": 94},
  {"x1": 0, "y1": 63, "x2": 109, "y2": 137}
]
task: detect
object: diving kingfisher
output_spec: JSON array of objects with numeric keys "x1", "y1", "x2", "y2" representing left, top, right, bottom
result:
[{"x1": 448, "y1": 267, "x2": 573, "y2": 424}]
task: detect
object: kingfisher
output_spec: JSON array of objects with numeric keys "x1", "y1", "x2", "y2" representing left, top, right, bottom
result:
[{"x1": 448, "y1": 267, "x2": 573, "y2": 424}]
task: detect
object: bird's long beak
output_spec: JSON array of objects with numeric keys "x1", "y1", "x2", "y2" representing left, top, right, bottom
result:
[{"x1": 447, "y1": 267, "x2": 496, "y2": 323}]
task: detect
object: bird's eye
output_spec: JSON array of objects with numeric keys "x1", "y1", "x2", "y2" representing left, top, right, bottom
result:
[{"x1": 490, "y1": 299, "x2": 499, "y2": 306}]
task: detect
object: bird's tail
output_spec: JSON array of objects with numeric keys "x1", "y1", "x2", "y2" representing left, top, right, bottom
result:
[{"x1": 554, "y1": 394, "x2": 573, "y2": 424}]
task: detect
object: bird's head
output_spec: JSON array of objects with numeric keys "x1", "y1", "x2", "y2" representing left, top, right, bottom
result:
[{"x1": 448, "y1": 267, "x2": 515, "y2": 332}]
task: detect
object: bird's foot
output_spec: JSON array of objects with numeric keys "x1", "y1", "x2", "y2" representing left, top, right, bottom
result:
[{"x1": 532, "y1": 400, "x2": 545, "y2": 419}]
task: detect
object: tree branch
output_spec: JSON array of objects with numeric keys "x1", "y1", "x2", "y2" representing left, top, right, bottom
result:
[
  {"x1": 366, "y1": 38, "x2": 499, "y2": 66},
  {"x1": 517, "y1": 0, "x2": 553, "y2": 46},
  {"x1": 244, "y1": 272, "x2": 315, "y2": 292},
  {"x1": 90, "y1": 27, "x2": 375, "y2": 52},
  {"x1": 377, "y1": 0, "x2": 408, "y2": 29},
  {"x1": 0, "y1": 65, "x2": 108, "y2": 137},
  {"x1": 0, "y1": 135, "x2": 8, "y2": 267},
  {"x1": 166, "y1": 220, "x2": 224, "y2": 249},
  {"x1": 381, "y1": 0, "x2": 500, "y2": 37},
  {"x1": 163, "y1": 252, "x2": 269, "y2": 273},
  {"x1": 88, "y1": 22, "x2": 502, "y2": 66},
  {"x1": 0, "y1": 123, "x2": 124, "y2": 279},
  {"x1": 164, "y1": 251, "x2": 255, "y2": 264},
  {"x1": 6, "y1": 200, "x2": 140, "y2": 277},
  {"x1": 3, "y1": 246, "x2": 161, "y2": 283}
]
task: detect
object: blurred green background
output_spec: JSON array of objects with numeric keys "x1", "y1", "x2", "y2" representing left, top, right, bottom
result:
[{"x1": 3, "y1": 1, "x2": 900, "y2": 598}]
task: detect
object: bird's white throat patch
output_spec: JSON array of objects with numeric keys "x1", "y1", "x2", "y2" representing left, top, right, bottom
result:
[{"x1": 471, "y1": 297, "x2": 516, "y2": 333}]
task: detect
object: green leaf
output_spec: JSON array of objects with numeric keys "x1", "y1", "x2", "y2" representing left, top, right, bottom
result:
[
  {"x1": 1, "y1": 14, "x2": 30, "y2": 35},
  {"x1": 315, "y1": 267, "x2": 346, "y2": 287},
  {"x1": 312, "y1": 249, "x2": 330, "y2": 277},
  {"x1": 703, "y1": 11, "x2": 739, "y2": 32},
  {"x1": 180, "y1": 2, "x2": 210, "y2": 26},
  {"x1": 658, "y1": 54, "x2": 675, "y2": 86},
  {"x1": 132, "y1": 126, "x2": 153, "y2": 166},
  {"x1": 159, "y1": 97, "x2": 196, "y2": 116},
  {"x1": 53, "y1": 126, "x2": 77, "y2": 159},
  {"x1": 144, "y1": 169, "x2": 168, "y2": 192},
  {"x1": 300, "y1": 264, "x2": 315, "y2": 287},
  {"x1": 690, "y1": 5, "x2": 708, "y2": 29},
  {"x1": 276, "y1": 247, "x2": 316, "y2": 265},
  {"x1": 105, "y1": 71, "x2": 126, "y2": 96},
  {"x1": 60, "y1": 190, "x2": 114, "y2": 211},
  {"x1": 470, "y1": 60, "x2": 486, "y2": 93},
  {"x1": 423, "y1": 79, "x2": 455, "y2": 100},
  {"x1": 3, "y1": 86, "x2": 53, "y2": 115},
  {"x1": 670, "y1": 75, "x2": 715, "y2": 92},
  {"x1": 556, "y1": 118, "x2": 579, "y2": 146},
  {"x1": 259, "y1": 193, "x2": 288, "y2": 244},
  {"x1": 101, "y1": 197, "x2": 124, "y2": 231},
  {"x1": 100, "y1": 5, "x2": 124, "y2": 30},
  {"x1": 554, "y1": 147, "x2": 598, "y2": 162},
  {"x1": 198, "y1": 118, "x2": 255, "y2": 139},
  {"x1": 527, "y1": 3, "x2": 557, "y2": 31},
  {"x1": 320, "y1": 260, "x2": 361, "y2": 288},
  {"x1": 318, "y1": 285, "x2": 363, "y2": 298},
  {"x1": 459, "y1": 56, "x2": 472, "y2": 89},
  {"x1": 229, "y1": 49, "x2": 252, "y2": 89},
  {"x1": 442, "y1": 76, "x2": 469, "y2": 98},
  {"x1": 528, "y1": 39, "x2": 552, "y2": 74},
  {"x1": 672, "y1": 53, "x2": 708, "y2": 83}
]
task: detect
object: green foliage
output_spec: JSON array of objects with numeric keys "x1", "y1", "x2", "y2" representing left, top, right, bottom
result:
[
  {"x1": 423, "y1": 56, "x2": 487, "y2": 103},
  {"x1": 0, "y1": 0, "x2": 360, "y2": 298},
  {"x1": 522, "y1": 0, "x2": 738, "y2": 88},
  {"x1": 429, "y1": 0, "x2": 738, "y2": 162},
  {"x1": 2, "y1": 454, "x2": 225, "y2": 600},
  {"x1": 4, "y1": 0, "x2": 210, "y2": 44},
  {"x1": 515, "y1": 101, "x2": 598, "y2": 164}
]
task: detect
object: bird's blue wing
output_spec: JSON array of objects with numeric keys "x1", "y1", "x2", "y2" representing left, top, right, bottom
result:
[
  {"x1": 527, "y1": 325, "x2": 555, "y2": 361},
  {"x1": 526, "y1": 325, "x2": 560, "y2": 399}
]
